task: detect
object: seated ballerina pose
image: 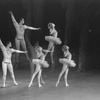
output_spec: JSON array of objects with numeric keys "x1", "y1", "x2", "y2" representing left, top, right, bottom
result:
[
  {"x1": 45, "y1": 23, "x2": 62, "y2": 70},
  {"x1": 9, "y1": 11, "x2": 40, "y2": 64},
  {"x1": 28, "y1": 46, "x2": 50, "y2": 88},
  {"x1": 55, "y1": 45, "x2": 76, "y2": 87},
  {"x1": 0, "y1": 39, "x2": 27, "y2": 87}
]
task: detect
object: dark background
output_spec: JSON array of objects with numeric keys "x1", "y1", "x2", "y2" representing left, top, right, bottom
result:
[{"x1": 0, "y1": 0, "x2": 100, "y2": 70}]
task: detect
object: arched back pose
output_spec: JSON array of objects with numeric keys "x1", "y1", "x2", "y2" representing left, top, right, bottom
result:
[
  {"x1": 24, "y1": 33, "x2": 48, "y2": 86},
  {"x1": 24, "y1": 33, "x2": 39, "y2": 76},
  {"x1": 9, "y1": 11, "x2": 40, "y2": 64},
  {"x1": 55, "y1": 45, "x2": 76, "y2": 87},
  {"x1": 45, "y1": 23, "x2": 62, "y2": 70},
  {"x1": 0, "y1": 39, "x2": 27, "y2": 87},
  {"x1": 28, "y1": 46, "x2": 50, "y2": 88}
]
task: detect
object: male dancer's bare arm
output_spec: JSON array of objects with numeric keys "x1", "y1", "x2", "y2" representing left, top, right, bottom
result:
[
  {"x1": 9, "y1": 11, "x2": 19, "y2": 28},
  {"x1": 0, "y1": 39, "x2": 6, "y2": 51},
  {"x1": 11, "y1": 49, "x2": 27, "y2": 53},
  {"x1": 24, "y1": 25, "x2": 40, "y2": 30}
]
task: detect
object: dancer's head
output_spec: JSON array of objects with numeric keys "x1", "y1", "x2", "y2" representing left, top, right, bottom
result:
[
  {"x1": 62, "y1": 45, "x2": 69, "y2": 52},
  {"x1": 35, "y1": 42, "x2": 39, "y2": 47},
  {"x1": 19, "y1": 18, "x2": 24, "y2": 25},
  {"x1": 35, "y1": 46, "x2": 42, "y2": 54},
  {"x1": 6, "y1": 42, "x2": 12, "y2": 48},
  {"x1": 48, "y1": 22, "x2": 55, "y2": 30}
]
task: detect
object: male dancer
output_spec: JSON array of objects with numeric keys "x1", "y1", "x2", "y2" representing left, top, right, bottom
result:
[
  {"x1": 9, "y1": 11, "x2": 40, "y2": 64},
  {"x1": 0, "y1": 39, "x2": 27, "y2": 87}
]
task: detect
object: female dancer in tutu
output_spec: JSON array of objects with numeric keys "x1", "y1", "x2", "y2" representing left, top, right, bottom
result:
[
  {"x1": 55, "y1": 45, "x2": 76, "y2": 87},
  {"x1": 28, "y1": 46, "x2": 50, "y2": 87},
  {"x1": 0, "y1": 39, "x2": 27, "y2": 87},
  {"x1": 9, "y1": 11, "x2": 40, "y2": 65},
  {"x1": 45, "y1": 23, "x2": 62, "y2": 70}
]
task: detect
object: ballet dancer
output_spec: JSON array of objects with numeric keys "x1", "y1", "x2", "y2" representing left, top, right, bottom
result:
[
  {"x1": 45, "y1": 23, "x2": 62, "y2": 71},
  {"x1": 28, "y1": 46, "x2": 50, "y2": 87},
  {"x1": 9, "y1": 11, "x2": 40, "y2": 64},
  {"x1": 55, "y1": 45, "x2": 76, "y2": 87},
  {"x1": 0, "y1": 39, "x2": 27, "y2": 87}
]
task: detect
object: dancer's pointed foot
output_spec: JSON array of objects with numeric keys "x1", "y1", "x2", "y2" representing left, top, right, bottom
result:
[
  {"x1": 14, "y1": 81, "x2": 18, "y2": 86},
  {"x1": 55, "y1": 82, "x2": 59, "y2": 87},
  {"x1": 42, "y1": 81, "x2": 45, "y2": 84},
  {"x1": 28, "y1": 82, "x2": 33, "y2": 87},
  {"x1": 65, "y1": 83, "x2": 69, "y2": 87},
  {"x1": 2, "y1": 84, "x2": 5, "y2": 88},
  {"x1": 39, "y1": 84, "x2": 42, "y2": 88}
]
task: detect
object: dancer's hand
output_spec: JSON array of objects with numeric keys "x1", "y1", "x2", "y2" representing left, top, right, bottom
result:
[
  {"x1": 0, "y1": 38, "x2": 2, "y2": 42},
  {"x1": 37, "y1": 28, "x2": 41, "y2": 30},
  {"x1": 24, "y1": 51, "x2": 27, "y2": 53},
  {"x1": 9, "y1": 11, "x2": 13, "y2": 15}
]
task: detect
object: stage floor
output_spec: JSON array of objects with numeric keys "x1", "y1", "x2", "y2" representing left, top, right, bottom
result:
[{"x1": 0, "y1": 68, "x2": 100, "y2": 100}]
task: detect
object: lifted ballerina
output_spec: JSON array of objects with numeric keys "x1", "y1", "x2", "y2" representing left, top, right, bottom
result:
[
  {"x1": 28, "y1": 46, "x2": 50, "y2": 88},
  {"x1": 9, "y1": 11, "x2": 40, "y2": 64},
  {"x1": 0, "y1": 39, "x2": 27, "y2": 87},
  {"x1": 45, "y1": 23, "x2": 62, "y2": 71},
  {"x1": 55, "y1": 45, "x2": 76, "y2": 87}
]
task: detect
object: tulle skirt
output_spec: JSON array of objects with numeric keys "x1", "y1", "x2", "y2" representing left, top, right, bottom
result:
[
  {"x1": 32, "y1": 59, "x2": 49, "y2": 68},
  {"x1": 45, "y1": 36, "x2": 62, "y2": 45},
  {"x1": 59, "y1": 58, "x2": 76, "y2": 67}
]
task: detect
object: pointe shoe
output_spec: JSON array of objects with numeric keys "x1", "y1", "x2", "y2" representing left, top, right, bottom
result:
[
  {"x1": 28, "y1": 82, "x2": 32, "y2": 87},
  {"x1": 14, "y1": 81, "x2": 18, "y2": 86},
  {"x1": 2, "y1": 84, "x2": 5, "y2": 88},
  {"x1": 39, "y1": 84, "x2": 42, "y2": 88},
  {"x1": 65, "y1": 83, "x2": 69, "y2": 87},
  {"x1": 55, "y1": 82, "x2": 59, "y2": 87},
  {"x1": 42, "y1": 81, "x2": 45, "y2": 84}
]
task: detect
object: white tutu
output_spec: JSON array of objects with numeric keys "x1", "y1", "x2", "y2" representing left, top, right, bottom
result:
[
  {"x1": 32, "y1": 59, "x2": 49, "y2": 68},
  {"x1": 45, "y1": 36, "x2": 62, "y2": 45},
  {"x1": 40, "y1": 61, "x2": 49, "y2": 68},
  {"x1": 59, "y1": 58, "x2": 76, "y2": 67},
  {"x1": 68, "y1": 60, "x2": 76, "y2": 67},
  {"x1": 32, "y1": 59, "x2": 40, "y2": 64}
]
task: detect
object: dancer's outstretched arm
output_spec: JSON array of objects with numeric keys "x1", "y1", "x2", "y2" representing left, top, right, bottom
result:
[
  {"x1": 11, "y1": 49, "x2": 27, "y2": 54},
  {"x1": 9, "y1": 11, "x2": 19, "y2": 28},
  {"x1": 24, "y1": 25, "x2": 40, "y2": 30},
  {"x1": 0, "y1": 39, "x2": 6, "y2": 51},
  {"x1": 42, "y1": 49, "x2": 51, "y2": 53}
]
